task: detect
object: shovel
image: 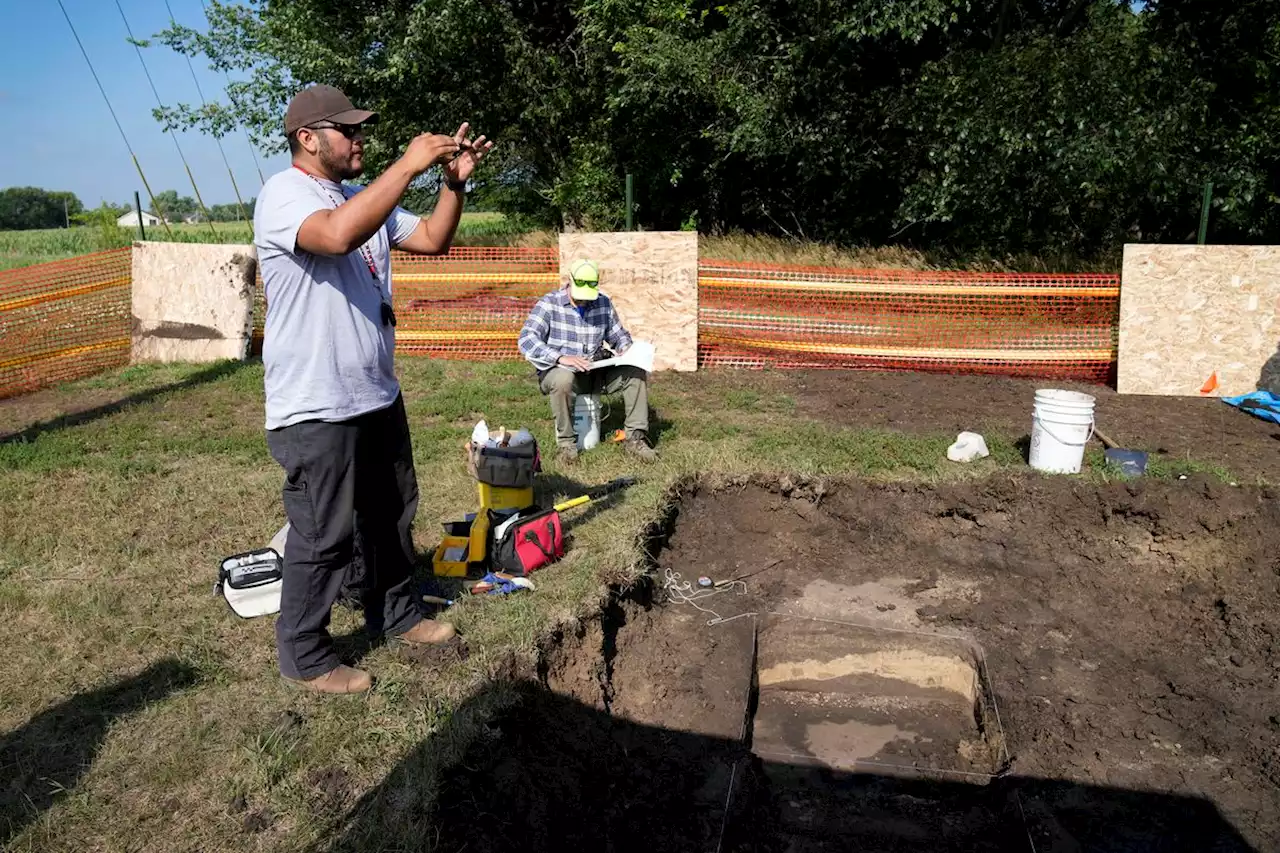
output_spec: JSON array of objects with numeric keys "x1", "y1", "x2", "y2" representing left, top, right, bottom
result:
[
  {"x1": 1094, "y1": 427, "x2": 1147, "y2": 476},
  {"x1": 553, "y1": 476, "x2": 638, "y2": 512}
]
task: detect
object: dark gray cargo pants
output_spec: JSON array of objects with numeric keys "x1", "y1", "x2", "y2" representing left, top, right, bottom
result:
[{"x1": 265, "y1": 394, "x2": 424, "y2": 680}]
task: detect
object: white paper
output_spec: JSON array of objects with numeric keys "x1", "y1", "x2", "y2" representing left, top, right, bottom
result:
[{"x1": 589, "y1": 340, "x2": 655, "y2": 373}]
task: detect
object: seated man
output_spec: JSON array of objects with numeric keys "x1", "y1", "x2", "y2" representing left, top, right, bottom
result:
[{"x1": 517, "y1": 259, "x2": 657, "y2": 464}]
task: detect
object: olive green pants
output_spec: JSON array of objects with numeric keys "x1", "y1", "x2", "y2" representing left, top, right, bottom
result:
[{"x1": 538, "y1": 366, "x2": 649, "y2": 448}]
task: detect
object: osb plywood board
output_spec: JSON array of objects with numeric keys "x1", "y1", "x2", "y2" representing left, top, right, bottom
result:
[
  {"x1": 1118, "y1": 244, "x2": 1280, "y2": 397},
  {"x1": 131, "y1": 242, "x2": 257, "y2": 363},
  {"x1": 558, "y1": 231, "x2": 698, "y2": 371}
]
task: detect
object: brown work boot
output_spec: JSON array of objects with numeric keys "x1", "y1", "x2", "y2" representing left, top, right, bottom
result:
[
  {"x1": 285, "y1": 665, "x2": 372, "y2": 694},
  {"x1": 557, "y1": 444, "x2": 579, "y2": 465},
  {"x1": 624, "y1": 430, "x2": 658, "y2": 463},
  {"x1": 394, "y1": 619, "x2": 457, "y2": 646}
]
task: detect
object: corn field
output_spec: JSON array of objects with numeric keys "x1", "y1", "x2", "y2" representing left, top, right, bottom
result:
[{"x1": 0, "y1": 213, "x2": 521, "y2": 272}]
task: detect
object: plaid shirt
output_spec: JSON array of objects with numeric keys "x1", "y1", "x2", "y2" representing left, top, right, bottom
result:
[{"x1": 518, "y1": 288, "x2": 633, "y2": 372}]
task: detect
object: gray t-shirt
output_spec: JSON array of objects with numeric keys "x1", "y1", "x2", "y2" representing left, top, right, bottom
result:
[{"x1": 254, "y1": 167, "x2": 421, "y2": 430}]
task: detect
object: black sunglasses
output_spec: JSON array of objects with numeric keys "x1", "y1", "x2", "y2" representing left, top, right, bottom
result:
[{"x1": 306, "y1": 122, "x2": 364, "y2": 139}]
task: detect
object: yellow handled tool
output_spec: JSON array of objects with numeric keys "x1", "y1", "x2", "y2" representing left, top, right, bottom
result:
[{"x1": 551, "y1": 476, "x2": 638, "y2": 514}]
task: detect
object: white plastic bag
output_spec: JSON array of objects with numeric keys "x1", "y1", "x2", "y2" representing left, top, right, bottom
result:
[{"x1": 946, "y1": 431, "x2": 989, "y2": 463}]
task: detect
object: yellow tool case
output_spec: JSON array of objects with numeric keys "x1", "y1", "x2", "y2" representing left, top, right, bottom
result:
[{"x1": 432, "y1": 432, "x2": 540, "y2": 577}]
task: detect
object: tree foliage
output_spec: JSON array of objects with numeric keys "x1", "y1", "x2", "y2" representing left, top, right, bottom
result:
[
  {"x1": 149, "y1": 189, "x2": 199, "y2": 219},
  {"x1": 154, "y1": 0, "x2": 1280, "y2": 256},
  {"x1": 0, "y1": 187, "x2": 84, "y2": 231}
]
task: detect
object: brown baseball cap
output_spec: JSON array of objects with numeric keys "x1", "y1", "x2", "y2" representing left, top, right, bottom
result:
[{"x1": 283, "y1": 84, "x2": 377, "y2": 136}]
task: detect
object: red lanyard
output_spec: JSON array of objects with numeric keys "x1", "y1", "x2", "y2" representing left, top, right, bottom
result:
[{"x1": 293, "y1": 165, "x2": 381, "y2": 286}]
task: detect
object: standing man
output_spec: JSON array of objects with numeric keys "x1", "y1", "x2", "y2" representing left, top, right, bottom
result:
[
  {"x1": 517, "y1": 259, "x2": 657, "y2": 464},
  {"x1": 254, "y1": 84, "x2": 494, "y2": 695}
]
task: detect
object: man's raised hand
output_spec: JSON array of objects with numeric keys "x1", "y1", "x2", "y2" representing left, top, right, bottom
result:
[
  {"x1": 443, "y1": 122, "x2": 494, "y2": 185},
  {"x1": 402, "y1": 132, "x2": 463, "y2": 175}
]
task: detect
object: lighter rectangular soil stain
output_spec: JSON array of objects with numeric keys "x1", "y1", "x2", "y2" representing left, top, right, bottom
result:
[{"x1": 750, "y1": 615, "x2": 1003, "y2": 777}]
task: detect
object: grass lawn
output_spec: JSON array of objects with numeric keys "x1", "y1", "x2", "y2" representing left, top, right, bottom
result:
[{"x1": 0, "y1": 358, "x2": 1207, "y2": 851}]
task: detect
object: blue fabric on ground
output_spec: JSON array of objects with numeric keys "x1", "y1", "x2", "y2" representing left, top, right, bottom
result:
[
  {"x1": 478, "y1": 572, "x2": 529, "y2": 595},
  {"x1": 1222, "y1": 390, "x2": 1280, "y2": 425}
]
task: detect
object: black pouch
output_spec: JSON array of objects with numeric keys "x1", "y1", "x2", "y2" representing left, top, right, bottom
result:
[
  {"x1": 215, "y1": 548, "x2": 283, "y2": 594},
  {"x1": 470, "y1": 440, "x2": 541, "y2": 488}
]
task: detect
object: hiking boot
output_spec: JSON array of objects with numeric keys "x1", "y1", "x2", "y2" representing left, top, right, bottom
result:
[
  {"x1": 285, "y1": 665, "x2": 371, "y2": 695},
  {"x1": 624, "y1": 430, "x2": 658, "y2": 463},
  {"x1": 394, "y1": 619, "x2": 457, "y2": 646},
  {"x1": 557, "y1": 444, "x2": 579, "y2": 465}
]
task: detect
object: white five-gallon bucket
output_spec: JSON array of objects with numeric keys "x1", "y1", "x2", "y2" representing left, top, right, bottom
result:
[
  {"x1": 1029, "y1": 389, "x2": 1096, "y2": 474},
  {"x1": 573, "y1": 393, "x2": 602, "y2": 451}
]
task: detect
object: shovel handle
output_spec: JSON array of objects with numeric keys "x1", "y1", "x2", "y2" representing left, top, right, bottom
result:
[
  {"x1": 1093, "y1": 427, "x2": 1119, "y2": 449},
  {"x1": 553, "y1": 476, "x2": 638, "y2": 512}
]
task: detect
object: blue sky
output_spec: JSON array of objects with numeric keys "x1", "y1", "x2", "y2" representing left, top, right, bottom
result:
[{"x1": 0, "y1": 0, "x2": 288, "y2": 208}]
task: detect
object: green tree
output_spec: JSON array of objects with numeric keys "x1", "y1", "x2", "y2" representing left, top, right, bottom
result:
[
  {"x1": 149, "y1": 190, "x2": 198, "y2": 220},
  {"x1": 1145, "y1": 0, "x2": 1280, "y2": 241},
  {"x1": 207, "y1": 199, "x2": 255, "y2": 222},
  {"x1": 71, "y1": 201, "x2": 131, "y2": 227},
  {"x1": 886, "y1": 3, "x2": 1217, "y2": 253},
  {"x1": 73, "y1": 202, "x2": 134, "y2": 251},
  {"x1": 0, "y1": 187, "x2": 84, "y2": 230},
  {"x1": 151, "y1": 0, "x2": 1280, "y2": 257}
]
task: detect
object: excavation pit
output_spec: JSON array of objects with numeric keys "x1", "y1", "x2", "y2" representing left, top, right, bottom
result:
[{"x1": 435, "y1": 475, "x2": 1280, "y2": 852}]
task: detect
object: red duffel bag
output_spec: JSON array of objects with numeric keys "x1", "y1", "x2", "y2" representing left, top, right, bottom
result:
[{"x1": 489, "y1": 506, "x2": 564, "y2": 575}]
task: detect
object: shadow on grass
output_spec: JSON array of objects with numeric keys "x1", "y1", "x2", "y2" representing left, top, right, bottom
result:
[
  {"x1": 597, "y1": 400, "x2": 676, "y2": 447},
  {"x1": 0, "y1": 658, "x2": 200, "y2": 845},
  {"x1": 312, "y1": 677, "x2": 1260, "y2": 853},
  {"x1": 0, "y1": 360, "x2": 252, "y2": 445}
]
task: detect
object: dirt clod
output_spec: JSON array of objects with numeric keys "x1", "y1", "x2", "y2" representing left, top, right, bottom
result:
[
  {"x1": 241, "y1": 809, "x2": 273, "y2": 834},
  {"x1": 307, "y1": 767, "x2": 351, "y2": 810}
]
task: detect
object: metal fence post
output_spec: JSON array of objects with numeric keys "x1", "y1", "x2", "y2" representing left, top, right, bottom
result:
[
  {"x1": 134, "y1": 190, "x2": 146, "y2": 241},
  {"x1": 1198, "y1": 180, "x2": 1213, "y2": 245},
  {"x1": 625, "y1": 173, "x2": 634, "y2": 231}
]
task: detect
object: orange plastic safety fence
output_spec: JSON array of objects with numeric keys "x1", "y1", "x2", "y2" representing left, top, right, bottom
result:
[
  {"x1": 251, "y1": 246, "x2": 558, "y2": 360},
  {"x1": 3, "y1": 248, "x2": 1124, "y2": 403},
  {"x1": 698, "y1": 259, "x2": 1120, "y2": 382},
  {"x1": 0, "y1": 248, "x2": 132, "y2": 401}
]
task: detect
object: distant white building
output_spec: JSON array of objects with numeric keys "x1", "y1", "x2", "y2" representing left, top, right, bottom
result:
[{"x1": 117, "y1": 210, "x2": 162, "y2": 228}]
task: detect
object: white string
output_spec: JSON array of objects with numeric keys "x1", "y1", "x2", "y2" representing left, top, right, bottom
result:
[
  {"x1": 1014, "y1": 791, "x2": 1040, "y2": 853},
  {"x1": 713, "y1": 760, "x2": 738, "y2": 853},
  {"x1": 662, "y1": 568, "x2": 756, "y2": 626}
]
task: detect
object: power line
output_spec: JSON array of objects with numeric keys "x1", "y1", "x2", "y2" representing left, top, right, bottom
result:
[
  {"x1": 166, "y1": 0, "x2": 251, "y2": 228},
  {"x1": 115, "y1": 0, "x2": 218, "y2": 236},
  {"x1": 200, "y1": 0, "x2": 266, "y2": 187},
  {"x1": 55, "y1": 0, "x2": 174, "y2": 238}
]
